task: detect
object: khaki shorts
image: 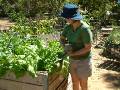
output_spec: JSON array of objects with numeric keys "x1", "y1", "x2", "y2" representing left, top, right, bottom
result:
[{"x1": 69, "y1": 58, "x2": 92, "y2": 79}]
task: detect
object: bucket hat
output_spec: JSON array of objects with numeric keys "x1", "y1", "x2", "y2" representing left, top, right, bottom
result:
[{"x1": 61, "y1": 3, "x2": 83, "y2": 20}]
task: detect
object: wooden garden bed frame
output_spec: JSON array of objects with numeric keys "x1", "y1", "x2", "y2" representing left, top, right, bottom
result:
[{"x1": 0, "y1": 71, "x2": 68, "y2": 90}]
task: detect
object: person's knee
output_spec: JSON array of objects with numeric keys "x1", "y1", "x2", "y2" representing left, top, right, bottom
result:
[
  {"x1": 72, "y1": 78, "x2": 80, "y2": 85},
  {"x1": 81, "y1": 81, "x2": 87, "y2": 87},
  {"x1": 73, "y1": 81, "x2": 80, "y2": 87},
  {"x1": 80, "y1": 78, "x2": 88, "y2": 86}
]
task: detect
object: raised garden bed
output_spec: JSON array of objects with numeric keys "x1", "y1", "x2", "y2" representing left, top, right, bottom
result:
[
  {"x1": 103, "y1": 27, "x2": 120, "y2": 59},
  {"x1": 101, "y1": 27, "x2": 113, "y2": 37},
  {"x1": 0, "y1": 71, "x2": 68, "y2": 90},
  {"x1": 0, "y1": 30, "x2": 69, "y2": 90},
  {"x1": 105, "y1": 46, "x2": 120, "y2": 59},
  {"x1": 0, "y1": 71, "x2": 48, "y2": 90}
]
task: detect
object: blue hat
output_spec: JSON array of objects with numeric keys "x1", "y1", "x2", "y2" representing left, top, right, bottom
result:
[{"x1": 61, "y1": 3, "x2": 83, "y2": 20}]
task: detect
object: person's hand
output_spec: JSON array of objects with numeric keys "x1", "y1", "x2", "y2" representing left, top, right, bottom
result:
[
  {"x1": 64, "y1": 44, "x2": 72, "y2": 53},
  {"x1": 66, "y1": 51, "x2": 74, "y2": 57}
]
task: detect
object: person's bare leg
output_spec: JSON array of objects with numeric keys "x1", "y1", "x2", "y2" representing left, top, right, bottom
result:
[
  {"x1": 79, "y1": 78, "x2": 88, "y2": 90},
  {"x1": 71, "y1": 73, "x2": 80, "y2": 90},
  {"x1": 70, "y1": 61, "x2": 80, "y2": 90}
]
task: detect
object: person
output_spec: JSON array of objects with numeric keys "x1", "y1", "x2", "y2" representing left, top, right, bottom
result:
[{"x1": 60, "y1": 3, "x2": 93, "y2": 90}]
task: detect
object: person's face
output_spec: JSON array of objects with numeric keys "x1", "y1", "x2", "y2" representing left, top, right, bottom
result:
[{"x1": 65, "y1": 18, "x2": 74, "y2": 25}]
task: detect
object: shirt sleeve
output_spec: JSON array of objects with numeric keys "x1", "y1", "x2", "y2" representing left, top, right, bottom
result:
[{"x1": 81, "y1": 27, "x2": 93, "y2": 44}]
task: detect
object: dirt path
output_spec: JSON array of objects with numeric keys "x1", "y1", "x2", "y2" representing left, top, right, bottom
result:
[
  {"x1": 0, "y1": 18, "x2": 14, "y2": 31},
  {"x1": 88, "y1": 48, "x2": 120, "y2": 90}
]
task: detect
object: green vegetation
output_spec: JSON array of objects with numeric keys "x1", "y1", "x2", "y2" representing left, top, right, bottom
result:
[
  {"x1": 11, "y1": 18, "x2": 57, "y2": 35},
  {"x1": 0, "y1": 32, "x2": 69, "y2": 78},
  {"x1": 106, "y1": 27, "x2": 120, "y2": 45},
  {"x1": 0, "y1": 0, "x2": 65, "y2": 18},
  {"x1": 0, "y1": 2, "x2": 69, "y2": 77}
]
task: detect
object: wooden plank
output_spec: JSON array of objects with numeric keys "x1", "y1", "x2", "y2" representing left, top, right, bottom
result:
[
  {"x1": 0, "y1": 71, "x2": 48, "y2": 90},
  {"x1": 0, "y1": 79, "x2": 22, "y2": 90},
  {"x1": 22, "y1": 83, "x2": 43, "y2": 90},
  {"x1": 48, "y1": 74, "x2": 59, "y2": 85},
  {"x1": 1, "y1": 71, "x2": 48, "y2": 86},
  {"x1": 48, "y1": 75, "x2": 64, "y2": 90},
  {"x1": 0, "y1": 79, "x2": 8, "y2": 90},
  {"x1": 5, "y1": 80, "x2": 22, "y2": 90},
  {"x1": 57, "y1": 78, "x2": 68, "y2": 90},
  {"x1": 101, "y1": 28, "x2": 113, "y2": 31},
  {"x1": 0, "y1": 79, "x2": 44, "y2": 90}
]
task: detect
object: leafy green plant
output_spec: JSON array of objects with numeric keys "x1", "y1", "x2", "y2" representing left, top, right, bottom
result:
[
  {"x1": 106, "y1": 28, "x2": 120, "y2": 45},
  {"x1": 0, "y1": 0, "x2": 65, "y2": 17},
  {"x1": 0, "y1": 32, "x2": 69, "y2": 78},
  {"x1": 0, "y1": 33, "x2": 39, "y2": 78},
  {"x1": 79, "y1": 0, "x2": 116, "y2": 20},
  {"x1": 10, "y1": 18, "x2": 56, "y2": 35}
]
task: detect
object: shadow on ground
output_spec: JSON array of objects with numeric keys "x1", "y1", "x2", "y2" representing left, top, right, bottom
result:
[
  {"x1": 97, "y1": 60, "x2": 120, "y2": 89},
  {"x1": 93, "y1": 47, "x2": 120, "y2": 89},
  {"x1": 102, "y1": 73, "x2": 120, "y2": 89},
  {"x1": 97, "y1": 60, "x2": 120, "y2": 72}
]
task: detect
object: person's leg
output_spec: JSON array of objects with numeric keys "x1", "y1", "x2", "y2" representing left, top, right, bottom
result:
[
  {"x1": 70, "y1": 61, "x2": 80, "y2": 90},
  {"x1": 79, "y1": 78, "x2": 88, "y2": 90},
  {"x1": 71, "y1": 72, "x2": 80, "y2": 90},
  {"x1": 77, "y1": 59, "x2": 92, "y2": 90}
]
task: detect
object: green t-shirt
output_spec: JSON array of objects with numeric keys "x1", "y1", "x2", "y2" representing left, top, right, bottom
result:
[{"x1": 61, "y1": 23, "x2": 93, "y2": 60}]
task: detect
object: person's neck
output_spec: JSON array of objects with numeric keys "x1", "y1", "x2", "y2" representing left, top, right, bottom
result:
[{"x1": 72, "y1": 21, "x2": 81, "y2": 31}]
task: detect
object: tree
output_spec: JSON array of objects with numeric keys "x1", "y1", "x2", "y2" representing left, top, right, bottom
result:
[
  {"x1": 0, "y1": 0, "x2": 65, "y2": 17},
  {"x1": 79, "y1": 0, "x2": 116, "y2": 19}
]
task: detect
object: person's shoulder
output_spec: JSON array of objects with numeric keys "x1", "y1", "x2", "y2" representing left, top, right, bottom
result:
[
  {"x1": 81, "y1": 20, "x2": 90, "y2": 30},
  {"x1": 62, "y1": 24, "x2": 71, "y2": 35},
  {"x1": 81, "y1": 21, "x2": 92, "y2": 35}
]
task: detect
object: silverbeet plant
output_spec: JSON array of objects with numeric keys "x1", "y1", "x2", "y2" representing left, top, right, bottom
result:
[
  {"x1": 0, "y1": 32, "x2": 39, "y2": 78},
  {"x1": 0, "y1": 32, "x2": 68, "y2": 78}
]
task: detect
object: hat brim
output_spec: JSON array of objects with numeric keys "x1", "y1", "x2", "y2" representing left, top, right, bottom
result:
[
  {"x1": 71, "y1": 13, "x2": 83, "y2": 20},
  {"x1": 60, "y1": 12, "x2": 83, "y2": 20}
]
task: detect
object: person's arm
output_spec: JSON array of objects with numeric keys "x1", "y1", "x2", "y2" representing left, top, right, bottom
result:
[
  {"x1": 68, "y1": 43, "x2": 91, "y2": 57},
  {"x1": 60, "y1": 25, "x2": 68, "y2": 47},
  {"x1": 60, "y1": 35, "x2": 67, "y2": 47}
]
